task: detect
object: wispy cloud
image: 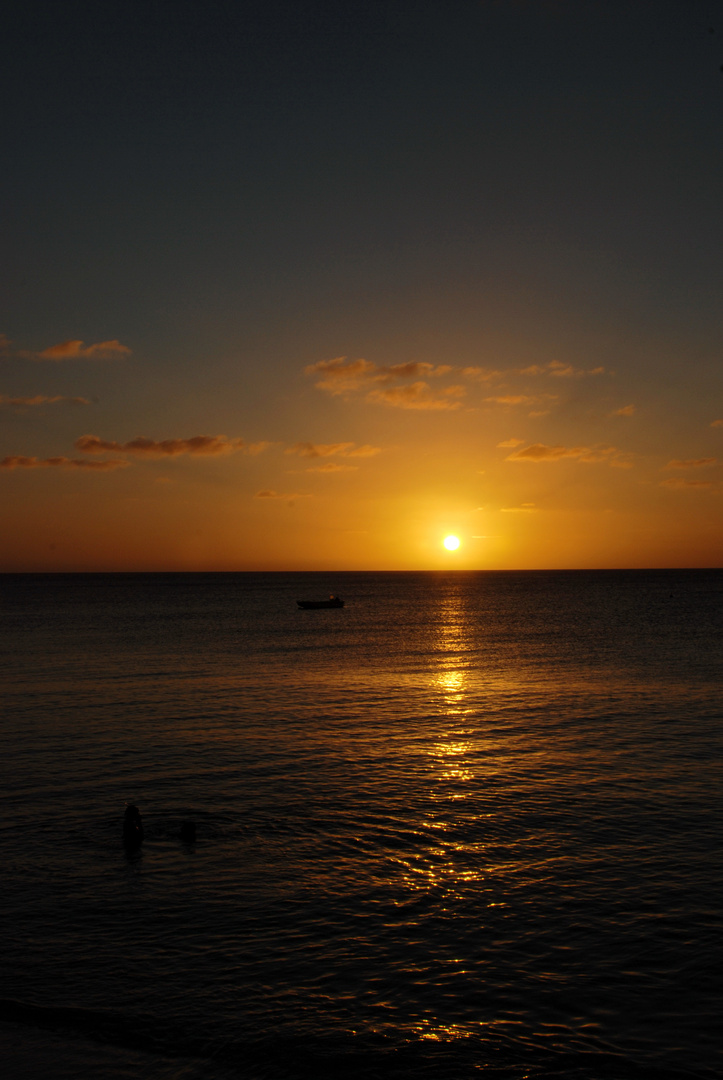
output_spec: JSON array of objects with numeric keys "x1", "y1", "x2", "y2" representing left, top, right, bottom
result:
[
  {"x1": 287, "y1": 441, "x2": 354, "y2": 457},
  {"x1": 305, "y1": 462, "x2": 358, "y2": 473},
  {"x1": 76, "y1": 434, "x2": 250, "y2": 456},
  {"x1": 505, "y1": 442, "x2": 628, "y2": 466},
  {"x1": 285, "y1": 441, "x2": 382, "y2": 460},
  {"x1": 486, "y1": 394, "x2": 558, "y2": 411},
  {"x1": 500, "y1": 503, "x2": 537, "y2": 513},
  {"x1": 519, "y1": 361, "x2": 605, "y2": 378},
  {"x1": 306, "y1": 357, "x2": 378, "y2": 394},
  {"x1": 660, "y1": 478, "x2": 715, "y2": 490},
  {"x1": 497, "y1": 437, "x2": 524, "y2": 448},
  {"x1": 486, "y1": 395, "x2": 536, "y2": 406},
  {"x1": 663, "y1": 458, "x2": 717, "y2": 470},
  {"x1": 36, "y1": 339, "x2": 131, "y2": 361},
  {"x1": 306, "y1": 356, "x2": 453, "y2": 394},
  {"x1": 1, "y1": 455, "x2": 127, "y2": 470},
  {"x1": 347, "y1": 444, "x2": 383, "y2": 457},
  {"x1": 384, "y1": 361, "x2": 452, "y2": 379},
  {"x1": 1, "y1": 333, "x2": 130, "y2": 362},
  {"x1": 367, "y1": 382, "x2": 465, "y2": 410},
  {"x1": 710, "y1": 419, "x2": 723, "y2": 428},
  {"x1": 460, "y1": 366, "x2": 501, "y2": 382},
  {"x1": 0, "y1": 394, "x2": 91, "y2": 407},
  {"x1": 613, "y1": 404, "x2": 636, "y2": 417},
  {"x1": 306, "y1": 354, "x2": 602, "y2": 414},
  {"x1": 254, "y1": 489, "x2": 311, "y2": 499}
]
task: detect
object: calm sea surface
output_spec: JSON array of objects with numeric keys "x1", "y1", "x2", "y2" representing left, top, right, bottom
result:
[{"x1": 1, "y1": 571, "x2": 721, "y2": 1079}]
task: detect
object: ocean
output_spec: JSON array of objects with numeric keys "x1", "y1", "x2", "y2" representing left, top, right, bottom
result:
[{"x1": 1, "y1": 570, "x2": 721, "y2": 1079}]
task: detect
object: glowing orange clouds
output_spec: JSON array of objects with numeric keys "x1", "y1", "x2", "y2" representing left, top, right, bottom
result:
[
  {"x1": 663, "y1": 458, "x2": 717, "y2": 470},
  {"x1": 0, "y1": 394, "x2": 90, "y2": 407},
  {"x1": 285, "y1": 442, "x2": 381, "y2": 458},
  {"x1": 1, "y1": 455, "x2": 127, "y2": 470},
  {"x1": 36, "y1": 339, "x2": 131, "y2": 360},
  {"x1": 75, "y1": 434, "x2": 250, "y2": 456},
  {"x1": 505, "y1": 442, "x2": 629, "y2": 466}
]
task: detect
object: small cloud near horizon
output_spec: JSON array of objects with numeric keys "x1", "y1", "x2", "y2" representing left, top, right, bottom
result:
[
  {"x1": 497, "y1": 438, "x2": 524, "y2": 448},
  {"x1": 663, "y1": 458, "x2": 717, "y2": 470},
  {"x1": 613, "y1": 405, "x2": 636, "y2": 417},
  {"x1": 1, "y1": 455, "x2": 127, "y2": 470},
  {"x1": 660, "y1": 477, "x2": 715, "y2": 490},
  {"x1": 2, "y1": 333, "x2": 132, "y2": 362},
  {"x1": 285, "y1": 441, "x2": 381, "y2": 458},
  {"x1": 505, "y1": 442, "x2": 629, "y2": 466},
  {"x1": 367, "y1": 382, "x2": 464, "y2": 410},
  {"x1": 306, "y1": 356, "x2": 453, "y2": 395},
  {"x1": 36, "y1": 339, "x2": 131, "y2": 361},
  {"x1": 0, "y1": 394, "x2": 91, "y2": 407},
  {"x1": 76, "y1": 434, "x2": 251, "y2": 456},
  {"x1": 710, "y1": 419, "x2": 723, "y2": 427},
  {"x1": 486, "y1": 394, "x2": 557, "y2": 408},
  {"x1": 305, "y1": 462, "x2": 358, "y2": 472},
  {"x1": 519, "y1": 360, "x2": 605, "y2": 378},
  {"x1": 254, "y1": 489, "x2": 312, "y2": 499},
  {"x1": 461, "y1": 366, "x2": 501, "y2": 382}
]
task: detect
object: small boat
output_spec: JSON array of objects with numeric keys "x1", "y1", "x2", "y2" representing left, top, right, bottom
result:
[{"x1": 297, "y1": 595, "x2": 344, "y2": 609}]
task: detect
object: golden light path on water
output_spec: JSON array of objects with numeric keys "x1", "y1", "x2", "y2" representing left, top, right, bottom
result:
[{"x1": 378, "y1": 587, "x2": 524, "y2": 1048}]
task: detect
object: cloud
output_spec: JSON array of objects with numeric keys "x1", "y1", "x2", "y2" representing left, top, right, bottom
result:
[
  {"x1": 486, "y1": 394, "x2": 557, "y2": 408},
  {"x1": 500, "y1": 503, "x2": 537, "y2": 513},
  {"x1": 505, "y1": 442, "x2": 624, "y2": 465},
  {"x1": 613, "y1": 405, "x2": 636, "y2": 417},
  {"x1": 660, "y1": 478, "x2": 714, "y2": 490},
  {"x1": 254, "y1": 489, "x2": 311, "y2": 499},
  {"x1": 486, "y1": 395, "x2": 535, "y2": 406},
  {"x1": 347, "y1": 444, "x2": 382, "y2": 457},
  {"x1": 0, "y1": 394, "x2": 90, "y2": 407},
  {"x1": 305, "y1": 462, "x2": 358, "y2": 472},
  {"x1": 461, "y1": 366, "x2": 501, "y2": 382},
  {"x1": 285, "y1": 441, "x2": 382, "y2": 459},
  {"x1": 285, "y1": 441, "x2": 354, "y2": 458},
  {"x1": 663, "y1": 458, "x2": 717, "y2": 469},
  {"x1": 36, "y1": 339, "x2": 131, "y2": 361},
  {"x1": 497, "y1": 437, "x2": 524, "y2": 448},
  {"x1": 306, "y1": 357, "x2": 378, "y2": 394},
  {"x1": 367, "y1": 382, "x2": 465, "y2": 410},
  {"x1": 305, "y1": 354, "x2": 593, "y2": 413},
  {"x1": 76, "y1": 434, "x2": 248, "y2": 456},
  {"x1": 384, "y1": 362, "x2": 452, "y2": 379},
  {"x1": 519, "y1": 361, "x2": 606, "y2": 378},
  {"x1": 306, "y1": 356, "x2": 457, "y2": 398},
  {"x1": 710, "y1": 419, "x2": 723, "y2": 428},
  {"x1": 1, "y1": 455, "x2": 127, "y2": 470}
]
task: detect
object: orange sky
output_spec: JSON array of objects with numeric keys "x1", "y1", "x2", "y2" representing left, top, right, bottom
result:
[{"x1": 2, "y1": 3, "x2": 722, "y2": 570}]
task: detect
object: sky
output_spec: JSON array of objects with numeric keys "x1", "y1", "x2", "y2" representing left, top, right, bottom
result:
[{"x1": 1, "y1": 0, "x2": 722, "y2": 571}]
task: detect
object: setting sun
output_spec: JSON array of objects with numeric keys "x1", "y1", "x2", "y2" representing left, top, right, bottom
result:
[{"x1": 443, "y1": 535, "x2": 460, "y2": 551}]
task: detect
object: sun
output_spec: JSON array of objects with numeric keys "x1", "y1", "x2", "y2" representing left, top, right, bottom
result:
[{"x1": 443, "y1": 535, "x2": 460, "y2": 551}]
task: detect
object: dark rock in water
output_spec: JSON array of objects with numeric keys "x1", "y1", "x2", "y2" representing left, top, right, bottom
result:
[
  {"x1": 122, "y1": 804, "x2": 144, "y2": 849},
  {"x1": 180, "y1": 820, "x2": 196, "y2": 842}
]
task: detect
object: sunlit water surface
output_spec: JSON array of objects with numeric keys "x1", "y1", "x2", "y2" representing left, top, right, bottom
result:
[{"x1": 1, "y1": 571, "x2": 721, "y2": 1079}]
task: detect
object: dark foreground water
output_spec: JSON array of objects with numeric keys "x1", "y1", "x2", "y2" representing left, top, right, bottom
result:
[{"x1": 0, "y1": 570, "x2": 721, "y2": 1079}]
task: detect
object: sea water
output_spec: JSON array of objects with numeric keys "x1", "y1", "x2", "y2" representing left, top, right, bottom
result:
[{"x1": 0, "y1": 570, "x2": 721, "y2": 1079}]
